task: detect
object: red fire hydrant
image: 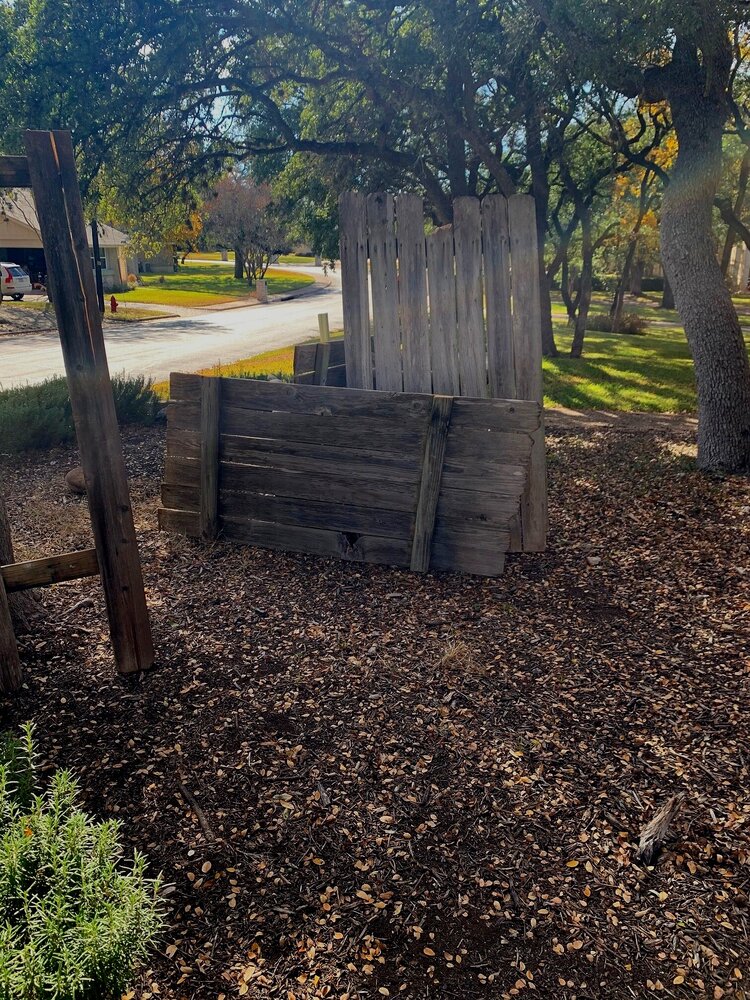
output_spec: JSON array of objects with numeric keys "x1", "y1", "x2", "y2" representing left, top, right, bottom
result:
[{"x1": 110, "y1": 295, "x2": 118, "y2": 313}]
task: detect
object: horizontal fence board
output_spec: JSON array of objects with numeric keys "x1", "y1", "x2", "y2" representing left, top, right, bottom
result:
[
  {"x1": 226, "y1": 518, "x2": 411, "y2": 567},
  {"x1": 161, "y1": 376, "x2": 538, "y2": 577},
  {"x1": 294, "y1": 365, "x2": 347, "y2": 387},
  {"x1": 294, "y1": 339, "x2": 346, "y2": 373},
  {"x1": 1, "y1": 548, "x2": 99, "y2": 593}
]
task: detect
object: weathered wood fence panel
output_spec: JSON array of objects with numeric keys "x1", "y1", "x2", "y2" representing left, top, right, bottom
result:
[
  {"x1": 159, "y1": 375, "x2": 540, "y2": 577},
  {"x1": 337, "y1": 189, "x2": 547, "y2": 552}
]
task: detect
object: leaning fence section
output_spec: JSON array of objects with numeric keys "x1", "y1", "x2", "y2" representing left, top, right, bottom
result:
[
  {"x1": 338, "y1": 190, "x2": 547, "y2": 553},
  {"x1": 158, "y1": 374, "x2": 541, "y2": 578}
]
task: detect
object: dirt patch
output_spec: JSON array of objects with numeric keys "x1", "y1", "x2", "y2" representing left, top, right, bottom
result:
[
  {"x1": 0, "y1": 302, "x2": 56, "y2": 335},
  {"x1": 0, "y1": 413, "x2": 748, "y2": 999}
]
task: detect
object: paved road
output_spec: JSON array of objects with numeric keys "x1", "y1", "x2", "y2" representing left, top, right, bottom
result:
[{"x1": 0, "y1": 273, "x2": 342, "y2": 388}]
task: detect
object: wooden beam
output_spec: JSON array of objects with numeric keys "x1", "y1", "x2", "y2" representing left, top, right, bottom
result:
[
  {"x1": 339, "y1": 192, "x2": 372, "y2": 389},
  {"x1": 410, "y1": 395, "x2": 453, "y2": 572},
  {"x1": 1, "y1": 548, "x2": 99, "y2": 593},
  {"x1": 25, "y1": 129, "x2": 154, "y2": 674},
  {"x1": 314, "y1": 312, "x2": 332, "y2": 386},
  {"x1": 199, "y1": 376, "x2": 221, "y2": 539},
  {"x1": 0, "y1": 156, "x2": 31, "y2": 188},
  {"x1": 0, "y1": 575, "x2": 21, "y2": 693}
]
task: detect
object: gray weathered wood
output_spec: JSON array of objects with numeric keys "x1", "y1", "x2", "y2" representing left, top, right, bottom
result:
[
  {"x1": 25, "y1": 130, "x2": 154, "y2": 675},
  {"x1": 367, "y1": 193, "x2": 402, "y2": 391},
  {"x1": 339, "y1": 192, "x2": 372, "y2": 388},
  {"x1": 200, "y1": 376, "x2": 221, "y2": 539},
  {"x1": 396, "y1": 194, "x2": 431, "y2": 393},
  {"x1": 0, "y1": 156, "x2": 31, "y2": 188},
  {"x1": 508, "y1": 194, "x2": 547, "y2": 552},
  {"x1": 482, "y1": 195, "x2": 516, "y2": 398},
  {"x1": 293, "y1": 339, "x2": 345, "y2": 379},
  {"x1": 1, "y1": 548, "x2": 99, "y2": 593},
  {"x1": 315, "y1": 313, "x2": 332, "y2": 386},
  {"x1": 426, "y1": 227, "x2": 460, "y2": 395},
  {"x1": 411, "y1": 395, "x2": 453, "y2": 572},
  {"x1": 453, "y1": 197, "x2": 487, "y2": 397},
  {"x1": 0, "y1": 575, "x2": 21, "y2": 693}
]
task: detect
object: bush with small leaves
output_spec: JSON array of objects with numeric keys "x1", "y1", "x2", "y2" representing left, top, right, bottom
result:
[
  {"x1": 586, "y1": 312, "x2": 649, "y2": 335},
  {"x1": 0, "y1": 725, "x2": 163, "y2": 1000}
]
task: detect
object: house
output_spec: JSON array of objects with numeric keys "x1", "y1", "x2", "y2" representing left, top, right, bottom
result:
[{"x1": 0, "y1": 189, "x2": 132, "y2": 291}]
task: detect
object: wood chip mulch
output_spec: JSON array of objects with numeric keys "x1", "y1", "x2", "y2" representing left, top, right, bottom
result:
[{"x1": 0, "y1": 412, "x2": 748, "y2": 1000}]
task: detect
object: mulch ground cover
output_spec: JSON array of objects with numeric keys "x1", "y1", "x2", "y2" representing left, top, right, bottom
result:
[{"x1": 0, "y1": 413, "x2": 748, "y2": 1000}]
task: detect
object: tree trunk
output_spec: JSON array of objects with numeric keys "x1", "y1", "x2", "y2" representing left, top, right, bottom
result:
[
  {"x1": 0, "y1": 495, "x2": 37, "y2": 635},
  {"x1": 610, "y1": 239, "x2": 637, "y2": 330},
  {"x1": 629, "y1": 259, "x2": 643, "y2": 296},
  {"x1": 661, "y1": 275, "x2": 675, "y2": 310},
  {"x1": 527, "y1": 107, "x2": 559, "y2": 357},
  {"x1": 720, "y1": 147, "x2": 750, "y2": 279},
  {"x1": 560, "y1": 252, "x2": 575, "y2": 321},
  {"x1": 570, "y1": 205, "x2": 593, "y2": 357},
  {"x1": 233, "y1": 246, "x2": 244, "y2": 280},
  {"x1": 660, "y1": 39, "x2": 750, "y2": 472}
]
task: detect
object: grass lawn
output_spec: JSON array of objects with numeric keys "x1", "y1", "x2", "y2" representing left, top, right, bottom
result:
[
  {"x1": 277, "y1": 253, "x2": 316, "y2": 265},
  {"x1": 118, "y1": 263, "x2": 314, "y2": 307},
  {"x1": 2, "y1": 300, "x2": 173, "y2": 323}
]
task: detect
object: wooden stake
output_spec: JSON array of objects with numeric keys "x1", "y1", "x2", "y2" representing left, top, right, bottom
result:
[
  {"x1": 315, "y1": 313, "x2": 332, "y2": 386},
  {"x1": 0, "y1": 575, "x2": 21, "y2": 694},
  {"x1": 25, "y1": 130, "x2": 154, "y2": 675}
]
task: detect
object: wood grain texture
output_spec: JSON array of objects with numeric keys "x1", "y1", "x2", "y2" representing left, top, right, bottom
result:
[
  {"x1": 508, "y1": 194, "x2": 548, "y2": 552},
  {"x1": 411, "y1": 396, "x2": 453, "y2": 572},
  {"x1": 396, "y1": 194, "x2": 431, "y2": 393},
  {"x1": 1, "y1": 548, "x2": 99, "y2": 593},
  {"x1": 0, "y1": 155, "x2": 31, "y2": 187},
  {"x1": 426, "y1": 227, "x2": 460, "y2": 395},
  {"x1": 0, "y1": 575, "x2": 21, "y2": 693},
  {"x1": 453, "y1": 197, "x2": 487, "y2": 398},
  {"x1": 25, "y1": 130, "x2": 154, "y2": 674},
  {"x1": 293, "y1": 340, "x2": 346, "y2": 378},
  {"x1": 200, "y1": 376, "x2": 221, "y2": 539},
  {"x1": 339, "y1": 192, "x2": 372, "y2": 388},
  {"x1": 367, "y1": 193, "x2": 402, "y2": 391},
  {"x1": 482, "y1": 195, "x2": 516, "y2": 399}
]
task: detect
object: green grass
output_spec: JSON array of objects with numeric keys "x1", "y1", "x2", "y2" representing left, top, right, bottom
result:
[
  {"x1": 118, "y1": 263, "x2": 314, "y2": 307},
  {"x1": 2, "y1": 300, "x2": 175, "y2": 323},
  {"x1": 277, "y1": 254, "x2": 316, "y2": 265}
]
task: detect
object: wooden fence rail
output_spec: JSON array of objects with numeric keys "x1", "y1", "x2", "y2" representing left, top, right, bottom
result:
[{"x1": 159, "y1": 375, "x2": 541, "y2": 578}]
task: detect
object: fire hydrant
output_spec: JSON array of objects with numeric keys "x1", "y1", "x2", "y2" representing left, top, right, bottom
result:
[{"x1": 110, "y1": 295, "x2": 118, "y2": 313}]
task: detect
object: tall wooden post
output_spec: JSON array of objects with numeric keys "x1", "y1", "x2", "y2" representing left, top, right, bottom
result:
[{"x1": 25, "y1": 130, "x2": 154, "y2": 674}]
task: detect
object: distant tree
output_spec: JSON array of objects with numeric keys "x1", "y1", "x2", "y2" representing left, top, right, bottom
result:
[{"x1": 204, "y1": 176, "x2": 284, "y2": 283}]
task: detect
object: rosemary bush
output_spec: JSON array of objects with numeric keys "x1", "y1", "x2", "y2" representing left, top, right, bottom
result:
[{"x1": 0, "y1": 726, "x2": 163, "y2": 1000}]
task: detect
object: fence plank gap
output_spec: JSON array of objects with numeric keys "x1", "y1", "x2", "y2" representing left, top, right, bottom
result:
[
  {"x1": 367, "y1": 193, "x2": 402, "y2": 391},
  {"x1": 395, "y1": 194, "x2": 431, "y2": 393},
  {"x1": 199, "y1": 376, "x2": 221, "y2": 540},
  {"x1": 339, "y1": 192, "x2": 372, "y2": 389},
  {"x1": 410, "y1": 395, "x2": 454, "y2": 572}
]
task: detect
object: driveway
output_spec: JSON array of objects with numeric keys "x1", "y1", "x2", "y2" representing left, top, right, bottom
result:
[{"x1": 0, "y1": 275, "x2": 342, "y2": 389}]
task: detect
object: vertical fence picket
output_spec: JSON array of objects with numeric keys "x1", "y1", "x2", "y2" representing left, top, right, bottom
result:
[
  {"x1": 339, "y1": 192, "x2": 372, "y2": 389},
  {"x1": 396, "y1": 194, "x2": 431, "y2": 393},
  {"x1": 482, "y1": 195, "x2": 515, "y2": 399},
  {"x1": 426, "y1": 227, "x2": 460, "y2": 395},
  {"x1": 508, "y1": 194, "x2": 548, "y2": 552},
  {"x1": 367, "y1": 193, "x2": 402, "y2": 391},
  {"x1": 199, "y1": 376, "x2": 221, "y2": 540},
  {"x1": 453, "y1": 197, "x2": 487, "y2": 397}
]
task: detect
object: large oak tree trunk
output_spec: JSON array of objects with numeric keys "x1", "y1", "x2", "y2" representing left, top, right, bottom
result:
[
  {"x1": 527, "y1": 108, "x2": 559, "y2": 358},
  {"x1": 233, "y1": 246, "x2": 244, "y2": 280},
  {"x1": 660, "y1": 40, "x2": 750, "y2": 473}
]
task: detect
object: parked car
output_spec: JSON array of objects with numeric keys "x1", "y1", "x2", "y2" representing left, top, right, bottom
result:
[{"x1": 0, "y1": 263, "x2": 33, "y2": 301}]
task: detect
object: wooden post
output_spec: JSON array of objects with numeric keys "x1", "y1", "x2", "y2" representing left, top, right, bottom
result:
[
  {"x1": 410, "y1": 395, "x2": 453, "y2": 572},
  {"x1": 314, "y1": 312, "x2": 332, "y2": 386},
  {"x1": 25, "y1": 130, "x2": 154, "y2": 675},
  {"x1": 508, "y1": 194, "x2": 548, "y2": 552},
  {"x1": 200, "y1": 376, "x2": 221, "y2": 540},
  {"x1": 0, "y1": 577, "x2": 21, "y2": 693},
  {"x1": 255, "y1": 278, "x2": 268, "y2": 303},
  {"x1": 339, "y1": 192, "x2": 372, "y2": 389}
]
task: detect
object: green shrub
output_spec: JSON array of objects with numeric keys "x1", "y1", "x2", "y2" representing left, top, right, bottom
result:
[
  {"x1": 0, "y1": 725, "x2": 163, "y2": 1000},
  {"x1": 0, "y1": 375, "x2": 160, "y2": 454},
  {"x1": 586, "y1": 311, "x2": 649, "y2": 335}
]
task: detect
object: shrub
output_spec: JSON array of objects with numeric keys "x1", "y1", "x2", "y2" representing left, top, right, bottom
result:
[
  {"x1": 0, "y1": 376, "x2": 160, "y2": 454},
  {"x1": 641, "y1": 277, "x2": 664, "y2": 293},
  {"x1": 586, "y1": 311, "x2": 649, "y2": 335},
  {"x1": 0, "y1": 725, "x2": 163, "y2": 1000}
]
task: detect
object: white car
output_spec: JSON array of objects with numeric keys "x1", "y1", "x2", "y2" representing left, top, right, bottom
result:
[{"x1": 0, "y1": 263, "x2": 33, "y2": 301}]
